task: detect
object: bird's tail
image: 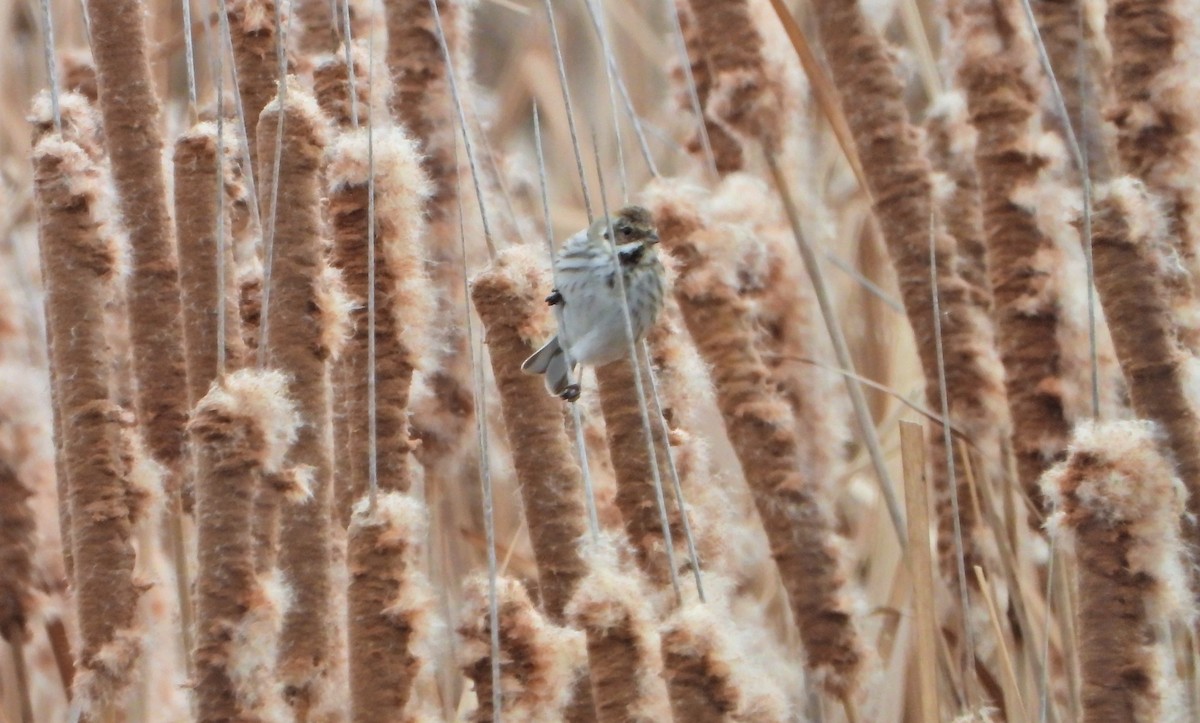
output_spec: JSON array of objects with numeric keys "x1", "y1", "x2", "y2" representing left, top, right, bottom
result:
[{"x1": 521, "y1": 335, "x2": 574, "y2": 398}]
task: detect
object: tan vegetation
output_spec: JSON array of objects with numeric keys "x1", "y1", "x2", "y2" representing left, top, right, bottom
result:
[{"x1": 9, "y1": 0, "x2": 1200, "y2": 720}]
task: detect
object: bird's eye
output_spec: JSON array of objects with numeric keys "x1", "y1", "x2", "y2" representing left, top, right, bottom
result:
[{"x1": 620, "y1": 226, "x2": 631, "y2": 236}]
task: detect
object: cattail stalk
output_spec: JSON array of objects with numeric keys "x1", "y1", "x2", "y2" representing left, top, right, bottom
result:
[
  {"x1": 191, "y1": 370, "x2": 299, "y2": 721},
  {"x1": 951, "y1": 0, "x2": 1073, "y2": 516},
  {"x1": 1043, "y1": 420, "x2": 1192, "y2": 721},
  {"x1": 327, "y1": 127, "x2": 435, "y2": 718},
  {"x1": 647, "y1": 185, "x2": 864, "y2": 697},
  {"x1": 469, "y1": 247, "x2": 598, "y2": 720},
  {"x1": 84, "y1": 0, "x2": 190, "y2": 491},
  {"x1": 460, "y1": 575, "x2": 585, "y2": 721},
  {"x1": 313, "y1": 45, "x2": 372, "y2": 132},
  {"x1": 806, "y1": 0, "x2": 1009, "y2": 581},
  {"x1": 1106, "y1": 0, "x2": 1200, "y2": 349},
  {"x1": 568, "y1": 541, "x2": 673, "y2": 723},
  {"x1": 926, "y1": 92, "x2": 992, "y2": 312},
  {"x1": 346, "y1": 493, "x2": 436, "y2": 720},
  {"x1": 174, "y1": 123, "x2": 249, "y2": 402},
  {"x1": 672, "y1": 1, "x2": 745, "y2": 173},
  {"x1": 34, "y1": 136, "x2": 141, "y2": 715},
  {"x1": 228, "y1": 0, "x2": 290, "y2": 175},
  {"x1": 1090, "y1": 178, "x2": 1200, "y2": 552},
  {"x1": 594, "y1": 358, "x2": 686, "y2": 589},
  {"x1": 0, "y1": 451, "x2": 35, "y2": 652},
  {"x1": 256, "y1": 84, "x2": 337, "y2": 714}
]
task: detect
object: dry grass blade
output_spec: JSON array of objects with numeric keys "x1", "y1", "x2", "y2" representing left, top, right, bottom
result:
[{"x1": 899, "y1": 421, "x2": 941, "y2": 723}]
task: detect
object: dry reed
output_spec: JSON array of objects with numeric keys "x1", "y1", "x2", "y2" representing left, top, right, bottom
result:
[
  {"x1": 228, "y1": 0, "x2": 291, "y2": 174},
  {"x1": 33, "y1": 135, "x2": 141, "y2": 714},
  {"x1": 646, "y1": 181, "x2": 865, "y2": 698},
  {"x1": 1043, "y1": 420, "x2": 1194, "y2": 721},
  {"x1": 568, "y1": 539, "x2": 672, "y2": 723},
  {"x1": 346, "y1": 493, "x2": 437, "y2": 720},
  {"x1": 174, "y1": 123, "x2": 249, "y2": 401},
  {"x1": 326, "y1": 127, "x2": 437, "y2": 718},
  {"x1": 190, "y1": 369, "x2": 298, "y2": 721},
  {"x1": 950, "y1": 0, "x2": 1073, "y2": 516},
  {"x1": 459, "y1": 575, "x2": 585, "y2": 721},
  {"x1": 469, "y1": 246, "x2": 590, "y2": 620},
  {"x1": 806, "y1": 0, "x2": 1009, "y2": 581},
  {"x1": 1090, "y1": 178, "x2": 1200, "y2": 551},
  {"x1": 255, "y1": 82, "x2": 340, "y2": 715},
  {"x1": 671, "y1": 1, "x2": 745, "y2": 173},
  {"x1": 85, "y1": 0, "x2": 190, "y2": 495}
]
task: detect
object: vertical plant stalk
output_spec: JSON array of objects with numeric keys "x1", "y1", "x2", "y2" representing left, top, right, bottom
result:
[
  {"x1": 34, "y1": 136, "x2": 141, "y2": 715},
  {"x1": 568, "y1": 541, "x2": 673, "y2": 723},
  {"x1": 926, "y1": 92, "x2": 992, "y2": 312},
  {"x1": 383, "y1": 0, "x2": 478, "y2": 493},
  {"x1": 28, "y1": 89, "x2": 105, "y2": 584},
  {"x1": 951, "y1": 0, "x2": 1073, "y2": 518},
  {"x1": 228, "y1": 0, "x2": 290, "y2": 174},
  {"x1": 326, "y1": 128, "x2": 435, "y2": 718},
  {"x1": 469, "y1": 247, "x2": 601, "y2": 720},
  {"x1": 806, "y1": 0, "x2": 1009, "y2": 582},
  {"x1": 191, "y1": 369, "x2": 299, "y2": 721},
  {"x1": 256, "y1": 84, "x2": 337, "y2": 716},
  {"x1": 469, "y1": 248, "x2": 591, "y2": 620},
  {"x1": 683, "y1": 0, "x2": 783, "y2": 152},
  {"x1": 175, "y1": 123, "x2": 250, "y2": 404},
  {"x1": 1030, "y1": 0, "x2": 1113, "y2": 179},
  {"x1": 1042, "y1": 420, "x2": 1192, "y2": 721},
  {"x1": 346, "y1": 493, "x2": 436, "y2": 721},
  {"x1": 671, "y1": 1, "x2": 745, "y2": 173},
  {"x1": 313, "y1": 45, "x2": 373, "y2": 132},
  {"x1": 646, "y1": 186, "x2": 865, "y2": 698},
  {"x1": 1090, "y1": 178, "x2": 1200, "y2": 550},
  {"x1": 1105, "y1": 0, "x2": 1200, "y2": 351},
  {"x1": 84, "y1": 0, "x2": 190, "y2": 494},
  {"x1": 595, "y1": 359, "x2": 687, "y2": 588},
  {"x1": 459, "y1": 576, "x2": 586, "y2": 721}
]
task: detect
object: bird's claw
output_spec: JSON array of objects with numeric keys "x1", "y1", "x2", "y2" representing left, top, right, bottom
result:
[
  {"x1": 560, "y1": 383, "x2": 581, "y2": 403},
  {"x1": 545, "y1": 289, "x2": 563, "y2": 306}
]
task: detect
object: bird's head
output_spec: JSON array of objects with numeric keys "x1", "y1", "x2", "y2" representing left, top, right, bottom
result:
[{"x1": 592, "y1": 205, "x2": 660, "y2": 246}]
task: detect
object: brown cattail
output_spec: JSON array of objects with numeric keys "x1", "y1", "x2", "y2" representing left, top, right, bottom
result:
[
  {"x1": 950, "y1": 0, "x2": 1073, "y2": 516},
  {"x1": 567, "y1": 539, "x2": 673, "y2": 723},
  {"x1": 383, "y1": 0, "x2": 462, "y2": 220},
  {"x1": 645, "y1": 181, "x2": 865, "y2": 697},
  {"x1": 469, "y1": 247, "x2": 600, "y2": 720},
  {"x1": 83, "y1": 0, "x2": 191, "y2": 493},
  {"x1": 190, "y1": 369, "x2": 299, "y2": 721},
  {"x1": 594, "y1": 358, "x2": 688, "y2": 589},
  {"x1": 33, "y1": 135, "x2": 141, "y2": 713},
  {"x1": 660, "y1": 588, "x2": 791, "y2": 722},
  {"x1": 469, "y1": 247, "x2": 591, "y2": 620},
  {"x1": 174, "y1": 123, "x2": 249, "y2": 407},
  {"x1": 1043, "y1": 420, "x2": 1193, "y2": 721},
  {"x1": 1029, "y1": 0, "x2": 1114, "y2": 179},
  {"x1": 28, "y1": 89, "x2": 109, "y2": 582},
  {"x1": 1090, "y1": 178, "x2": 1200, "y2": 551},
  {"x1": 806, "y1": 0, "x2": 1010, "y2": 580},
  {"x1": 228, "y1": 0, "x2": 293, "y2": 175},
  {"x1": 926, "y1": 92, "x2": 992, "y2": 312},
  {"x1": 0, "y1": 381, "x2": 37, "y2": 645},
  {"x1": 671, "y1": 1, "x2": 745, "y2": 173},
  {"x1": 312, "y1": 43, "x2": 379, "y2": 132},
  {"x1": 459, "y1": 575, "x2": 586, "y2": 721},
  {"x1": 294, "y1": 0, "x2": 374, "y2": 57},
  {"x1": 327, "y1": 127, "x2": 432, "y2": 502},
  {"x1": 256, "y1": 82, "x2": 339, "y2": 714},
  {"x1": 1105, "y1": 0, "x2": 1200, "y2": 343},
  {"x1": 347, "y1": 493, "x2": 437, "y2": 720},
  {"x1": 683, "y1": 0, "x2": 782, "y2": 152}
]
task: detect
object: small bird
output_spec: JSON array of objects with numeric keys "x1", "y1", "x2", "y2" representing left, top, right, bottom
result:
[{"x1": 522, "y1": 205, "x2": 666, "y2": 402}]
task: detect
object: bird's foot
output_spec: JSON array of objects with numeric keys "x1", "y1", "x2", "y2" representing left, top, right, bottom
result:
[
  {"x1": 545, "y1": 289, "x2": 563, "y2": 306},
  {"x1": 559, "y1": 383, "x2": 581, "y2": 403}
]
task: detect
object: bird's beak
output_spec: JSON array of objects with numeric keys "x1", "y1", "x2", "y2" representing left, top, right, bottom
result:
[{"x1": 647, "y1": 232, "x2": 660, "y2": 245}]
